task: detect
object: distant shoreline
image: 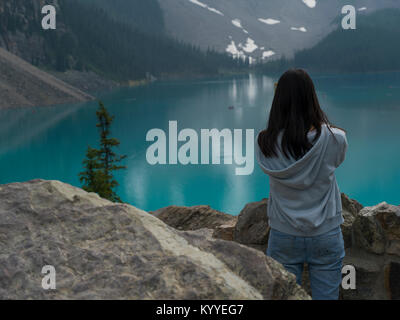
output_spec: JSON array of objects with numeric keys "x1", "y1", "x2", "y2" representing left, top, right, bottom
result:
[{"x1": 4, "y1": 63, "x2": 400, "y2": 110}]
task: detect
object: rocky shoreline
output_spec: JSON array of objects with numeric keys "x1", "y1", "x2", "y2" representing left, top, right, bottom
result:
[{"x1": 0, "y1": 179, "x2": 398, "y2": 300}]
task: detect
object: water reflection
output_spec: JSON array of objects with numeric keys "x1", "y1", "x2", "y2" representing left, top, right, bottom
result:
[
  {"x1": 0, "y1": 103, "x2": 86, "y2": 156},
  {"x1": 262, "y1": 75, "x2": 275, "y2": 90},
  {"x1": 247, "y1": 73, "x2": 258, "y2": 105},
  {"x1": 230, "y1": 79, "x2": 237, "y2": 100}
]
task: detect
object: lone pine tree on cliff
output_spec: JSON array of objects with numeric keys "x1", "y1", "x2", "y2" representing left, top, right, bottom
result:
[{"x1": 80, "y1": 101, "x2": 126, "y2": 202}]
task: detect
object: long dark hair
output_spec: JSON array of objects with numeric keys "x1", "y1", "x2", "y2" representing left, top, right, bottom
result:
[{"x1": 258, "y1": 69, "x2": 342, "y2": 160}]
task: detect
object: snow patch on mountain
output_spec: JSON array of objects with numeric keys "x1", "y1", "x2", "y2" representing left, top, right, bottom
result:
[
  {"x1": 188, "y1": 0, "x2": 224, "y2": 16},
  {"x1": 258, "y1": 18, "x2": 281, "y2": 25},
  {"x1": 225, "y1": 38, "x2": 259, "y2": 63},
  {"x1": 240, "y1": 38, "x2": 258, "y2": 53},
  {"x1": 302, "y1": 0, "x2": 317, "y2": 8},
  {"x1": 291, "y1": 26, "x2": 307, "y2": 32},
  {"x1": 207, "y1": 7, "x2": 224, "y2": 15},
  {"x1": 262, "y1": 50, "x2": 276, "y2": 59},
  {"x1": 232, "y1": 19, "x2": 248, "y2": 33},
  {"x1": 226, "y1": 40, "x2": 247, "y2": 60}
]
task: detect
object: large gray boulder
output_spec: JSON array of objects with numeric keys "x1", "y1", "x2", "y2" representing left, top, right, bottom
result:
[
  {"x1": 0, "y1": 180, "x2": 309, "y2": 300},
  {"x1": 353, "y1": 202, "x2": 400, "y2": 256},
  {"x1": 342, "y1": 202, "x2": 400, "y2": 300}
]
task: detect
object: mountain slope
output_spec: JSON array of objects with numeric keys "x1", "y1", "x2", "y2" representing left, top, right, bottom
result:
[
  {"x1": 258, "y1": 9, "x2": 400, "y2": 73},
  {"x1": 0, "y1": 47, "x2": 92, "y2": 109},
  {"x1": 159, "y1": 0, "x2": 400, "y2": 62},
  {"x1": 294, "y1": 9, "x2": 400, "y2": 72}
]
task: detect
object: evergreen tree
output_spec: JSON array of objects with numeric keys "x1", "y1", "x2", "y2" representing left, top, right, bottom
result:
[
  {"x1": 79, "y1": 146, "x2": 102, "y2": 194},
  {"x1": 79, "y1": 101, "x2": 126, "y2": 202}
]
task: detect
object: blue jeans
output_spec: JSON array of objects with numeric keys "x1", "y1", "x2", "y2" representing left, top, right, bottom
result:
[{"x1": 266, "y1": 226, "x2": 345, "y2": 300}]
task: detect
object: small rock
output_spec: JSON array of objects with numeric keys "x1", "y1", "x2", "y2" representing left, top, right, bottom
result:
[
  {"x1": 151, "y1": 205, "x2": 237, "y2": 235},
  {"x1": 234, "y1": 198, "x2": 269, "y2": 247},
  {"x1": 212, "y1": 221, "x2": 236, "y2": 241}
]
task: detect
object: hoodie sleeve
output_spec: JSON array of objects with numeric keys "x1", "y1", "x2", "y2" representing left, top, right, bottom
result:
[{"x1": 334, "y1": 129, "x2": 348, "y2": 168}]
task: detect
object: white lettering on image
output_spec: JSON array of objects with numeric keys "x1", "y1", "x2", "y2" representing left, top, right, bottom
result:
[
  {"x1": 41, "y1": 5, "x2": 57, "y2": 30},
  {"x1": 146, "y1": 121, "x2": 254, "y2": 175},
  {"x1": 342, "y1": 5, "x2": 356, "y2": 30},
  {"x1": 41, "y1": 265, "x2": 56, "y2": 290},
  {"x1": 341, "y1": 264, "x2": 356, "y2": 290}
]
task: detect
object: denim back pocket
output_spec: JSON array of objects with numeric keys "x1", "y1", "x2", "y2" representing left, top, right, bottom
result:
[
  {"x1": 267, "y1": 229, "x2": 298, "y2": 264},
  {"x1": 310, "y1": 228, "x2": 345, "y2": 264}
]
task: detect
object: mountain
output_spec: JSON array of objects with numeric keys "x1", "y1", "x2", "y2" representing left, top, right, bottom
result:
[
  {"x1": 0, "y1": 0, "x2": 245, "y2": 83},
  {"x1": 0, "y1": 47, "x2": 92, "y2": 109},
  {"x1": 259, "y1": 9, "x2": 400, "y2": 73},
  {"x1": 158, "y1": 0, "x2": 400, "y2": 63},
  {"x1": 2, "y1": 0, "x2": 398, "y2": 85}
]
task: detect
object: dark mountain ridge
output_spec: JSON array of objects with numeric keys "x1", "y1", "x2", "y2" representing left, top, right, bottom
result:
[{"x1": 258, "y1": 8, "x2": 400, "y2": 73}]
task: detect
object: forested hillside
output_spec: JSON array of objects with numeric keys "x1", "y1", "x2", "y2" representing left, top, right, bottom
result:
[
  {"x1": 0, "y1": 0, "x2": 246, "y2": 82},
  {"x1": 258, "y1": 9, "x2": 400, "y2": 73},
  {"x1": 79, "y1": 0, "x2": 165, "y2": 35}
]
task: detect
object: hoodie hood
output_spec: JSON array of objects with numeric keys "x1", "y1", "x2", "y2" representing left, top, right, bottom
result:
[
  {"x1": 256, "y1": 124, "x2": 331, "y2": 190},
  {"x1": 255, "y1": 124, "x2": 348, "y2": 236}
]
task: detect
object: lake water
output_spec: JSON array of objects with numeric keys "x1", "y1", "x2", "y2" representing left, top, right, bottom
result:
[{"x1": 0, "y1": 72, "x2": 399, "y2": 214}]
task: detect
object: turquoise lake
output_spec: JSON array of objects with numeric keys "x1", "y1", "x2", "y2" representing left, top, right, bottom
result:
[{"x1": 0, "y1": 72, "x2": 399, "y2": 214}]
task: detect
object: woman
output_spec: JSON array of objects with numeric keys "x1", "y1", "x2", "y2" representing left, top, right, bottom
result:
[{"x1": 256, "y1": 69, "x2": 348, "y2": 300}]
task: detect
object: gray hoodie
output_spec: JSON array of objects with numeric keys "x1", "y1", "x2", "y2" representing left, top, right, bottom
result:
[{"x1": 256, "y1": 124, "x2": 348, "y2": 236}]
